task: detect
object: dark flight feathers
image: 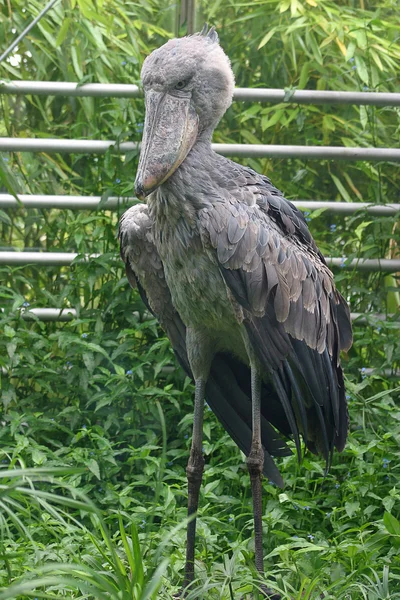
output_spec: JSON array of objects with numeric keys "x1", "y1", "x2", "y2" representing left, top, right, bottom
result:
[{"x1": 198, "y1": 165, "x2": 351, "y2": 462}]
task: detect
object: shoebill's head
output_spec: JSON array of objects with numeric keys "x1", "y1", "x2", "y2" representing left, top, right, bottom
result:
[{"x1": 134, "y1": 26, "x2": 235, "y2": 199}]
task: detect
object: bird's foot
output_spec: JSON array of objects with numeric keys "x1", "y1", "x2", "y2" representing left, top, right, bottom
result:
[
  {"x1": 240, "y1": 584, "x2": 281, "y2": 600},
  {"x1": 172, "y1": 582, "x2": 193, "y2": 599},
  {"x1": 172, "y1": 589, "x2": 188, "y2": 599},
  {"x1": 259, "y1": 584, "x2": 281, "y2": 599}
]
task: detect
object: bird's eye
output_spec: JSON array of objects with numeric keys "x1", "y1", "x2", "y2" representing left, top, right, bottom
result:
[{"x1": 175, "y1": 80, "x2": 187, "y2": 90}]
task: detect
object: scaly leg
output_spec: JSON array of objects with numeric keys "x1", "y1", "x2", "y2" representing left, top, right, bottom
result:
[
  {"x1": 247, "y1": 367, "x2": 264, "y2": 574},
  {"x1": 247, "y1": 366, "x2": 281, "y2": 600},
  {"x1": 182, "y1": 378, "x2": 205, "y2": 592},
  {"x1": 178, "y1": 328, "x2": 214, "y2": 597}
]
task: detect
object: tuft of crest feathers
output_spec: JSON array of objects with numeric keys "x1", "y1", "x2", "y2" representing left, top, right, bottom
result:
[{"x1": 198, "y1": 23, "x2": 219, "y2": 44}]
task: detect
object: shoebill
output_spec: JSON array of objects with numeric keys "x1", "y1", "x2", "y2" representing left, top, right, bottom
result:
[{"x1": 119, "y1": 25, "x2": 352, "y2": 597}]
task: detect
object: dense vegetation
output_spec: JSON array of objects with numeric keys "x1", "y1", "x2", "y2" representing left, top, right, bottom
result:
[{"x1": 0, "y1": 0, "x2": 399, "y2": 598}]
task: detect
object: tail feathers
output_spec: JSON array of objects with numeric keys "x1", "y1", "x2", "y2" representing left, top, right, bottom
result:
[
  {"x1": 244, "y1": 311, "x2": 348, "y2": 466},
  {"x1": 207, "y1": 354, "x2": 291, "y2": 487}
]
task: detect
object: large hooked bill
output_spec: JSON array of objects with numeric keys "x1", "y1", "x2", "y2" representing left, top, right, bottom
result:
[{"x1": 134, "y1": 90, "x2": 199, "y2": 199}]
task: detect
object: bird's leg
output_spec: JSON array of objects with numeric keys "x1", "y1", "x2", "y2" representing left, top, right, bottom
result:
[
  {"x1": 247, "y1": 365, "x2": 280, "y2": 599},
  {"x1": 183, "y1": 377, "x2": 205, "y2": 591},
  {"x1": 181, "y1": 328, "x2": 212, "y2": 595},
  {"x1": 247, "y1": 366, "x2": 264, "y2": 574}
]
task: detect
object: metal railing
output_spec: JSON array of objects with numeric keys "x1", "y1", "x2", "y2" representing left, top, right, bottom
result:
[
  {"x1": 2, "y1": 137, "x2": 400, "y2": 162},
  {"x1": 1, "y1": 194, "x2": 399, "y2": 215},
  {"x1": 3, "y1": 81, "x2": 400, "y2": 106},
  {"x1": 1, "y1": 307, "x2": 397, "y2": 325},
  {"x1": 1, "y1": 251, "x2": 399, "y2": 272},
  {"x1": 1, "y1": 81, "x2": 399, "y2": 296},
  {"x1": 0, "y1": 307, "x2": 77, "y2": 321}
]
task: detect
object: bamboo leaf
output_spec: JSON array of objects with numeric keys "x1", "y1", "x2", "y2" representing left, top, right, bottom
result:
[
  {"x1": 354, "y1": 54, "x2": 369, "y2": 84},
  {"x1": 279, "y1": 0, "x2": 291, "y2": 13},
  {"x1": 298, "y1": 61, "x2": 310, "y2": 89},
  {"x1": 307, "y1": 31, "x2": 323, "y2": 65},
  {"x1": 0, "y1": 156, "x2": 20, "y2": 199},
  {"x1": 331, "y1": 174, "x2": 352, "y2": 202},
  {"x1": 71, "y1": 45, "x2": 83, "y2": 79},
  {"x1": 359, "y1": 105, "x2": 368, "y2": 130},
  {"x1": 370, "y1": 49, "x2": 384, "y2": 71},
  {"x1": 258, "y1": 27, "x2": 278, "y2": 49},
  {"x1": 55, "y1": 18, "x2": 71, "y2": 47},
  {"x1": 335, "y1": 37, "x2": 347, "y2": 56}
]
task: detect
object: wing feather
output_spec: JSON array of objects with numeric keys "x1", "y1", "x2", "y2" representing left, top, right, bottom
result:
[{"x1": 199, "y1": 169, "x2": 352, "y2": 461}]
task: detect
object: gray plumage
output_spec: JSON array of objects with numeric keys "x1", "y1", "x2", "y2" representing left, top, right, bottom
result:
[
  {"x1": 120, "y1": 25, "x2": 352, "y2": 474},
  {"x1": 119, "y1": 26, "x2": 353, "y2": 595}
]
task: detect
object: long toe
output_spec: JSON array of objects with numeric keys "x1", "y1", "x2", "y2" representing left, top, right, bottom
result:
[
  {"x1": 260, "y1": 584, "x2": 282, "y2": 599},
  {"x1": 240, "y1": 586, "x2": 281, "y2": 600}
]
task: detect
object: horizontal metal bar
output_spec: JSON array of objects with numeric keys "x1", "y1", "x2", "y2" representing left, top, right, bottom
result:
[
  {"x1": 0, "y1": 194, "x2": 132, "y2": 209},
  {"x1": 1, "y1": 362, "x2": 396, "y2": 378},
  {"x1": 2, "y1": 138, "x2": 400, "y2": 162},
  {"x1": 362, "y1": 368, "x2": 400, "y2": 378},
  {"x1": 23, "y1": 308, "x2": 76, "y2": 321},
  {"x1": 0, "y1": 137, "x2": 128, "y2": 153},
  {"x1": 233, "y1": 88, "x2": 400, "y2": 107},
  {"x1": 293, "y1": 201, "x2": 400, "y2": 215},
  {"x1": 1, "y1": 251, "x2": 399, "y2": 272},
  {"x1": 0, "y1": 252, "x2": 97, "y2": 265},
  {"x1": 215, "y1": 144, "x2": 400, "y2": 162},
  {"x1": 1, "y1": 306, "x2": 396, "y2": 324},
  {"x1": 351, "y1": 313, "x2": 399, "y2": 325},
  {"x1": 1, "y1": 194, "x2": 399, "y2": 215},
  {"x1": 328, "y1": 258, "x2": 400, "y2": 272},
  {"x1": 2, "y1": 81, "x2": 400, "y2": 107},
  {"x1": 0, "y1": 81, "x2": 141, "y2": 98}
]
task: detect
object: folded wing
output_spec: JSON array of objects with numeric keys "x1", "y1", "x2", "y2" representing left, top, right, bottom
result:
[{"x1": 199, "y1": 167, "x2": 352, "y2": 464}]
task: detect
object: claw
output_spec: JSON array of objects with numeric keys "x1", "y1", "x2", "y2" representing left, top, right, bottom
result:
[{"x1": 240, "y1": 583, "x2": 281, "y2": 600}]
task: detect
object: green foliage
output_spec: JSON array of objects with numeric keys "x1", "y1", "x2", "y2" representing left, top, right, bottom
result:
[{"x1": 0, "y1": 0, "x2": 399, "y2": 598}]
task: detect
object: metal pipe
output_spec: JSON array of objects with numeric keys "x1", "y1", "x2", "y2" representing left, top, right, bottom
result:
[
  {"x1": 0, "y1": 0, "x2": 60, "y2": 64},
  {"x1": 214, "y1": 144, "x2": 400, "y2": 162},
  {"x1": 0, "y1": 306, "x2": 396, "y2": 325},
  {"x1": 2, "y1": 137, "x2": 400, "y2": 162},
  {"x1": 0, "y1": 137, "x2": 130, "y2": 153},
  {"x1": 22, "y1": 308, "x2": 76, "y2": 321},
  {"x1": 1, "y1": 194, "x2": 399, "y2": 215},
  {"x1": 293, "y1": 201, "x2": 399, "y2": 215},
  {"x1": 233, "y1": 88, "x2": 400, "y2": 107},
  {"x1": 0, "y1": 81, "x2": 141, "y2": 98},
  {"x1": 361, "y1": 368, "x2": 399, "y2": 378},
  {"x1": 2, "y1": 81, "x2": 400, "y2": 107},
  {"x1": 1, "y1": 364, "x2": 397, "y2": 377},
  {"x1": 0, "y1": 307, "x2": 76, "y2": 321},
  {"x1": 0, "y1": 252, "x2": 97, "y2": 265},
  {"x1": 1, "y1": 251, "x2": 399, "y2": 271},
  {"x1": 0, "y1": 194, "x2": 133, "y2": 209},
  {"x1": 351, "y1": 313, "x2": 399, "y2": 325},
  {"x1": 327, "y1": 258, "x2": 400, "y2": 272}
]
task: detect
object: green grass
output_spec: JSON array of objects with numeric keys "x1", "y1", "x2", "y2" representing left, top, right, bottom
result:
[{"x1": 0, "y1": 380, "x2": 400, "y2": 598}]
